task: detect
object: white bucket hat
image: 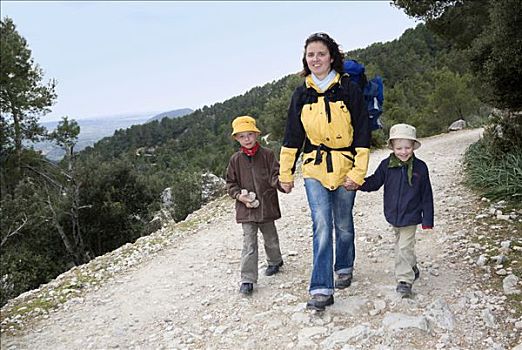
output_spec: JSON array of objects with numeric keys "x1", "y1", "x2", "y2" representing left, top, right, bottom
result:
[{"x1": 387, "y1": 123, "x2": 421, "y2": 150}]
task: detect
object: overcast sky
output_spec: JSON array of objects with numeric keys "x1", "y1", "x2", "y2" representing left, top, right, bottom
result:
[{"x1": 2, "y1": 1, "x2": 419, "y2": 121}]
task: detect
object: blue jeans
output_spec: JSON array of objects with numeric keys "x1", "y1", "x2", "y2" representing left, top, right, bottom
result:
[{"x1": 304, "y1": 178, "x2": 356, "y2": 296}]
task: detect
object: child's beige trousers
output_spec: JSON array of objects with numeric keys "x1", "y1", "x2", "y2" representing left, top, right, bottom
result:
[{"x1": 393, "y1": 225, "x2": 417, "y2": 284}]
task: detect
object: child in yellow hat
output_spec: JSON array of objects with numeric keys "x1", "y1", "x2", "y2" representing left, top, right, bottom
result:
[{"x1": 226, "y1": 116, "x2": 284, "y2": 295}]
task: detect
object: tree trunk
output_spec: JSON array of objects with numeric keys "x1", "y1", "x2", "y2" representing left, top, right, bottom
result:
[
  {"x1": 47, "y1": 195, "x2": 83, "y2": 265},
  {"x1": 13, "y1": 111, "x2": 22, "y2": 169},
  {"x1": 70, "y1": 178, "x2": 90, "y2": 263},
  {"x1": 47, "y1": 191, "x2": 89, "y2": 266}
]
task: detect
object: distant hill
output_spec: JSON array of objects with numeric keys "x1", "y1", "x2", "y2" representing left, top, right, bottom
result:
[
  {"x1": 147, "y1": 108, "x2": 193, "y2": 122},
  {"x1": 32, "y1": 113, "x2": 151, "y2": 161},
  {"x1": 33, "y1": 108, "x2": 191, "y2": 161}
]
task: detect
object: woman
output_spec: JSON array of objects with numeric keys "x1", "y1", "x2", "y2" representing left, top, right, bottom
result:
[{"x1": 279, "y1": 32, "x2": 370, "y2": 311}]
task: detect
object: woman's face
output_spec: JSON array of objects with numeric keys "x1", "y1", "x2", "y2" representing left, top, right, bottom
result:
[{"x1": 305, "y1": 41, "x2": 333, "y2": 79}]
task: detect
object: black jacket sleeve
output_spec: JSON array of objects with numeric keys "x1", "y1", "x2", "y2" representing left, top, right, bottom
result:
[{"x1": 359, "y1": 158, "x2": 387, "y2": 192}]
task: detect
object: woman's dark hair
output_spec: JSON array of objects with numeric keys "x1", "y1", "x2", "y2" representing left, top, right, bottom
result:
[{"x1": 300, "y1": 32, "x2": 344, "y2": 77}]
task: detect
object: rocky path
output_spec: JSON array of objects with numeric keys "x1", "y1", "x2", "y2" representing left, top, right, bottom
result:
[{"x1": 2, "y1": 128, "x2": 521, "y2": 350}]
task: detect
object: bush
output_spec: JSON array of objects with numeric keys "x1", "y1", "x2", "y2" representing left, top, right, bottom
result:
[
  {"x1": 463, "y1": 108, "x2": 522, "y2": 204},
  {"x1": 371, "y1": 129, "x2": 387, "y2": 149},
  {"x1": 481, "y1": 109, "x2": 522, "y2": 155},
  {"x1": 464, "y1": 140, "x2": 522, "y2": 203}
]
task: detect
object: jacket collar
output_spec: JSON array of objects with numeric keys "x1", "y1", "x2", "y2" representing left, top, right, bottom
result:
[{"x1": 305, "y1": 72, "x2": 341, "y2": 92}]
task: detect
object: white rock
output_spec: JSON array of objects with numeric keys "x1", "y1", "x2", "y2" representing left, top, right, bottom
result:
[
  {"x1": 476, "y1": 255, "x2": 488, "y2": 266},
  {"x1": 448, "y1": 119, "x2": 466, "y2": 131},
  {"x1": 329, "y1": 296, "x2": 368, "y2": 316},
  {"x1": 500, "y1": 241, "x2": 511, "y2": 249},
  {"x1": 491, "y1": 255, "x2": 508, "y2": 264},
  {"x1": 214, "y1": 325, "x2": 228, "y2": 335},
  {"x1": 503, "y1": 274, "x2": 520, "y2": 295},
  {"x1": 321, "y1": 324, "x2": 373, "y2": 349},
  {"x1": 290, "y1": 312, "x2": 310, "y2": 325},
  {"x1": 482, "y1": 308, "x2": 497, "y2": 328},
  {"x1": 374, "y1": 299, "x2": 387, "y2": 312},
  {"x1": 382, "y1": 313, "x2": 429, "y2": 331},
  {"x1": 298, "y1": 326, "x2": 328, "y2": 341},
  {"x1": 424, "y1": 298, "x2": 456, "y2": 331}
]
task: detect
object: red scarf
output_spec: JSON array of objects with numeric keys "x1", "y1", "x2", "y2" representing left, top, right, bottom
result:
[{"x1": 240, "y1": 142, "x2": 260, "y2": 157}]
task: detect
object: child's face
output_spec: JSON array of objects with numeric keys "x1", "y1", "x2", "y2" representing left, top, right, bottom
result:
[
  {"x1": 234, "y1": 131, "x2": 259, "y2": 149},
  {"x1": 392, "y1": 139, "x2": 414, "y2": 162}
]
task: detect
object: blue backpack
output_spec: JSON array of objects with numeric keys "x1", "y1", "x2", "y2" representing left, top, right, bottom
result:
[{"x1": 343, "y1": 60, "x2": 384, "y2": 131}]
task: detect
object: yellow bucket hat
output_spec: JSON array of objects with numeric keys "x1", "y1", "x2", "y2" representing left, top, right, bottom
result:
[{"x1": 231, "y1": 116, "x2": 261, "y2": 136}]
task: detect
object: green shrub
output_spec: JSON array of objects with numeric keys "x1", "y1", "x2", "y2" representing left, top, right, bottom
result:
[
  {"x1": 464, "y1": 109, "x2": 522, "y2": 204},
  {"x1": 481, "y1": 110, "x2": 522, "y2": 155},
  {"x1": 371, "y1": 129, "x2": 387, "y2": 149},
  {"x1": 464, "y1": 140, "x2": 522, "y2": 204}
]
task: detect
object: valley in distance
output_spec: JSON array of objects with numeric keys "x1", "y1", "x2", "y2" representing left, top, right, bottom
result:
[{"x1": 31, "y1": 108, "x2": 193, "y2": 161}]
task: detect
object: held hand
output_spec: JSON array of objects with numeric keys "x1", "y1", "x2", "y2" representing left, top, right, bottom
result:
[
  {"x1": 238, "y1": 189, "x2": 256, "y2": 204},
  {"x1": 280, "y1": 181, "x2": 294, "y2": 194},
  {"x1": 246, "y1": 199, "x2": 260, "y2": 208},
  {"x1": 343, "y1": 177, "x2": 360, "y2": 191}
]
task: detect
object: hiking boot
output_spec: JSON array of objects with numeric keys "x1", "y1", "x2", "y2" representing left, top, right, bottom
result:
[
  {"x1": 335, "y1": 273, "x2": 353, "y2": 289},
  {"x1": 396, "y1": 281, "x2": 413, "y2": 298},
  {"x1": 265, "y1": 260, "x2": 284, "y2": 276},
  {"x1": 239, "y1": 283, "x2": 253, "y2": 295},
  {"x1": 306, "y1": 294, "x2": 334, "y2": 311},
  {"x1": 413, "y1": 265, "x2": 420, "y2": 281}
]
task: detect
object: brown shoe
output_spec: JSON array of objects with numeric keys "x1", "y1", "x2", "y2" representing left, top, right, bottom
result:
[
  {"x1": 306, "y1": 294, "x2": 334, "y2": 311},
  {"x1": 396, "y1": 281, "x2": 412, "y2": 298},
  {"x1": 239, "y1": 283, "x2": 253, "y2": 295},
  {"x1": 265, "y1": 261, "x2": 284, "y2": 276},
  {"x1": 335, "y1": 273, "x2": 352, "y2": 289}
]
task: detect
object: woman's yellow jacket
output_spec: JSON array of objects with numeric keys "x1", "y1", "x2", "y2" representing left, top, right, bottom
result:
[{"x1": 279, "y1": 73, "x2": 371, "y2": 190}]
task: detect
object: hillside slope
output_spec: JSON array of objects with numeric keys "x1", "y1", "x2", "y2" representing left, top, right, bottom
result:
[{"x1": 2, "y1": 129, "x2": 521, "y2": 349}]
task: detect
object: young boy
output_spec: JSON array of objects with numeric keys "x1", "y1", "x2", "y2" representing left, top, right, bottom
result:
[
  {"x1": 226, "y1": 116, "x2": 284, "y2": 296},
  {"x1": 359, "y1": 123, "x2": 434, "y2": 298}
]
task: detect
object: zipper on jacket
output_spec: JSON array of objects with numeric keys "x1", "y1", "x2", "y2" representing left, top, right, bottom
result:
[
  {"x1": 395, "y1": 166, "x2": 405, "y2": 225},
  {"x1": 324, "y1": 95, "x2": 332, "y2": 123},
  {"x1": 250, "y1": 156, "x2": 259, "y2": 211}
]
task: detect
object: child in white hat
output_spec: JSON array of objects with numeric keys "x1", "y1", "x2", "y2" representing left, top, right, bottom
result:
[
  {"x1": 359, "y1": 123, "x2": 434, "y2": 297},
  {"x1": 225, "y1": 116, "x2": 284, "y2": 295}
]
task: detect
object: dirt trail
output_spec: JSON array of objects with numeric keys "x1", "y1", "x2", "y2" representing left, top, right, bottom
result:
[{"x1": 2, "y1": 128, "x2": 519, "y2": 350}]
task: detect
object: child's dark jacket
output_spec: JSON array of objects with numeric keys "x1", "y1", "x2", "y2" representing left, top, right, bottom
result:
[
  {"x1": 226, "y1": 146, "x2": 281, "y2": 224},
  {"x1": 360, "y1": 155, "x2": 434, "y2": 228}
]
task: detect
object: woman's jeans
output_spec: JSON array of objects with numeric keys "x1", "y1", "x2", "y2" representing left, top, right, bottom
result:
[{"x1": 304, "y1": 178, "x2": 356, "y2": 296}]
